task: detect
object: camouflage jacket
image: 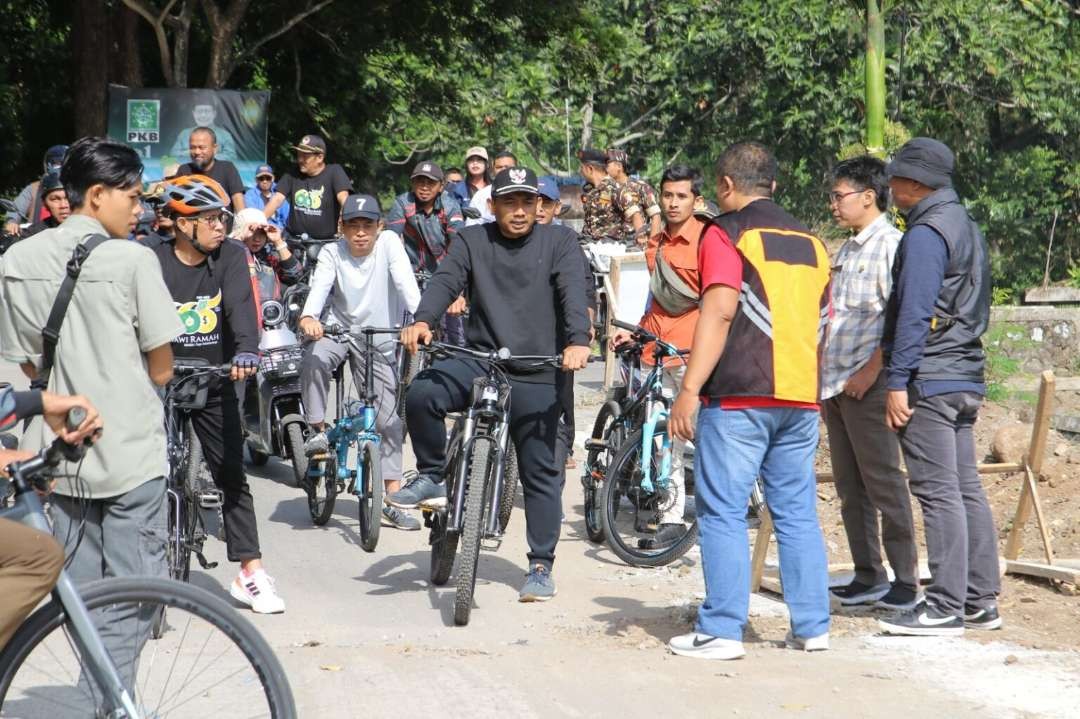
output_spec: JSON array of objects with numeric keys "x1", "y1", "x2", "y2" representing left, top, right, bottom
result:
[
  {"x1": 615, "y1": 177, "x2": 662, "y2": 237},
  {"x1": 581, "y1": 176, "x2": 626, "y2": 242}
]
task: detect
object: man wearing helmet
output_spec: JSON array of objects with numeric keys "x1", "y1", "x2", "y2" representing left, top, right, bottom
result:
[
  {"x1": 21, "y1": 173, "x2": 71, "y2": 238},
  {"x1": 152, "y1": 174, "x2": 286, "y2": 614},
  {"x1": 4, "y1": 144, "x2": 69, "y2": 234}
]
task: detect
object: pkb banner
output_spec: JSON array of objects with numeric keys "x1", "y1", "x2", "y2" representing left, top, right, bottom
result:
[{"x1": 107, "y1": 85, "x2": 270, "y2": 187}]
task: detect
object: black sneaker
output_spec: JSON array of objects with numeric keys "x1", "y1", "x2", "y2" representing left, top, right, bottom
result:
[
  {"x1": 637, "y1": 523, "x2": 686, "y2": 550},
  {"x1": 874, "y1": 583, "x2": 920, "y2": 611},
  {"x1": 964, "y1": 604, "x2": 1003, "y2": 630},
  {"x1": 830, "y1": 580, "x2": 890, "y2": 606},
  {"x1": 878, "y1": 600, "x2": 964, "y2": 637}
]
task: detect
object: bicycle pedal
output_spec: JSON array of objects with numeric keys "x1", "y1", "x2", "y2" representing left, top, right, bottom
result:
[
  {"x1": 194, "y1": 551, "x2": 218, "y2": 570},
  {"x1": 197, "y1": 490, "x2": 224, "y2": 509},
  {"x1": 480, "y1": 537, "x2": 503, "y2": 551},
  {"x1": 584, "y1": 438, "x2": 608, "y2": 451}
]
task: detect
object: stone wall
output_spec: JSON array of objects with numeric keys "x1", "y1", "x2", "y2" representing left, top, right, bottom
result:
[{"x1": 990, "y1": 306, "x2": 1080, "y2": 375}]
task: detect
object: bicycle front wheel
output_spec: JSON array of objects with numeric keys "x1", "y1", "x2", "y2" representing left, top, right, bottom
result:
[
  {"x1": 455, "y1": 436, "x2": 495, "y2": 626},
  {"x1": 356, "y1": 440, "x2": 383, "y2": 552},
  {"x1": 0, "y1": 577, "x2": 296, "y2": 718},
  {"x1": 600, "y1": 420, "x2": 698, "y2": 567}
]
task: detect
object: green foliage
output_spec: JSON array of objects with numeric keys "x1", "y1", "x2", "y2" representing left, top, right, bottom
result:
[
  {"x1": 0, "y1": 0, "x2": 1076, "y2": 308},
  {"x1": 991, "y1": 287, "x2": 1015, "y2": 306},
  {"x1": 984, "y1": 322, "x2": 1036, "y2": 401}
]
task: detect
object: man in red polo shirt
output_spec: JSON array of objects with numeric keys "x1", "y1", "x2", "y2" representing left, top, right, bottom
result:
[
  {"x1": 613, "y1": 165, "x2": 705, "y2": 548},
  {"x1": 667, "y1": 142, "x2": 831, "y2": 661}
]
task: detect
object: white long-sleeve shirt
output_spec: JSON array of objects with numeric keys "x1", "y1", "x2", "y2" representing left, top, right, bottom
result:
[{"x1": 301, "y1": 231, "x2": 421, "y2": 344}]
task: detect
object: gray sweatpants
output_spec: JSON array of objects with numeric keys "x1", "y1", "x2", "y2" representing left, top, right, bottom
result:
[
  {"x1": 823, "y1": 377, "x2": 918, "y2": 590},
  {"x1": 898, "y1": 391, "x2": 1000, "y2": 614},
  {"x1": 50, "y1": 476, "x2": 167, "y2": 694},
  {"x1": 301, "y1": 337, "x2": 404, "y2": 480}
]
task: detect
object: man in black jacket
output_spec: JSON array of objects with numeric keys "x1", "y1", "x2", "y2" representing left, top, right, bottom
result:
[
  {"x1": 154, "y1": 174, "x2": 285, "y2": 615},
  {"x1": 391, "y1": 167, "x2": 592, "y2": 602}
]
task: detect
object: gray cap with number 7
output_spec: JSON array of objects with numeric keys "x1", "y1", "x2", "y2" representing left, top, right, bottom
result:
[{"x1": 341, "y1": 193, "x2": 381, "y2": 221}]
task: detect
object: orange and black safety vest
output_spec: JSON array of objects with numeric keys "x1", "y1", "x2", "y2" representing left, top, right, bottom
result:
[{"x1": 702, "y1": 199, "x2": 831, "y2": 404}]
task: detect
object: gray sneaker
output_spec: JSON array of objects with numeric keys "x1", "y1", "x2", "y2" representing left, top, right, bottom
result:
[
  {"x1": 382, "y1": 505, "x2": 421, "y2": 531},
  {"x1": 518, "y1": 564, "x2": 556, "y2": 602},
  {"x1": 386, "y1": 474, "x2": 446, "y2": 509},
  {"x1": 304, "y1": 431, "x2": 328, "y2": 456}
]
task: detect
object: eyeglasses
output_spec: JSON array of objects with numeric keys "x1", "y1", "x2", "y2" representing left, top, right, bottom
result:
[
  {"x1": 828, "y1": 189, "x2": 865, "y2": 205},
  {"x1": 195, "y1": 212, "x2": 228, "y2": 226}
]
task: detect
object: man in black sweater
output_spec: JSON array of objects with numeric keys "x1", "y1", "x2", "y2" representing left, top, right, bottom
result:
[
  {"x1": 391, "y1": 167, "x2": 591, "y2": 602},
  {"x1": 154, "y1": 174, "x2": 285, "y2": 615}
]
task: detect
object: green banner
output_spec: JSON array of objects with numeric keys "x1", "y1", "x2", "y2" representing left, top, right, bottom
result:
[{"x1": 107, "y1": 85, "x2": 270, "y2": 186}]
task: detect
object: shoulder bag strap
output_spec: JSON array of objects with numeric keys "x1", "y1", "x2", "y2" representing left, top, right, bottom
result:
[{"x1": 32, "y1": 234, "x2": 110, "y2": 390}]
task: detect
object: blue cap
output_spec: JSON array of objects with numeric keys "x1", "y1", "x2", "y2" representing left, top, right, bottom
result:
[
  {"x1": 341, "y1": 193, "x2": 381, "y2": 221},
  {"x1": 255, "y1": 164, "x2": 274, "y2": 178},
  {"x1": 537, "y1": 176, "x2": 560, "y2": 202}
]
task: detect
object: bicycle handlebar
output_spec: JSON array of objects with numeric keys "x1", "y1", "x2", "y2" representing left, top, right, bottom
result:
[
  {"x1": 420, "y1": 341, "x2": 564, "y2": 368},
  {"x1": 609, "y1": 319, "x2": 688, "y2": 358},
  {"x1": 171, "y1": 361, "x2": 234, "y2": 377},
  {"x1": 324, "y1": 325, "x2": 402, "y2": 339},
  {"x1": 2, "y1": 408, "x2": 90, "y2": 485}
]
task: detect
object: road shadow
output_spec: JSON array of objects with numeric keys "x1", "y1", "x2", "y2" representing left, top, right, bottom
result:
[
  {"x1": 267, "y1": 495, "x2": 366, "y2": 549},
  {"x1": 244, "y1": 456, "x2": 297, "y2": 489},
  {"x1": 589, "y1": 595, "x2": 768, "y2": 646},
  {"x1": 357, "y1": 549, "x2": 526, "y2": 627}
]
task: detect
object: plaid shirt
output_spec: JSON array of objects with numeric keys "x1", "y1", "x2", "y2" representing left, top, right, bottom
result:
[{"x1": 821, "y1": 213, "x2": 902, "y2": 400}]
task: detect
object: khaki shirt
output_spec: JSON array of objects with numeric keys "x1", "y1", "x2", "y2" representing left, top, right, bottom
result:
[{"x1": 0, "y1": 215, "x2": 184, "y2": 498}]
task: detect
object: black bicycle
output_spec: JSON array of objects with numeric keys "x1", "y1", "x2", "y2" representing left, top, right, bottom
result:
[
  {"x1": 162, "y1": 360, "x2": 233, "y2": 583},
  {"x1": 0, "y1": 410, "x2": 296, "y2": 717},
  {"x1": 419, "y1": 343, "x2": 554, "y2": 626}
]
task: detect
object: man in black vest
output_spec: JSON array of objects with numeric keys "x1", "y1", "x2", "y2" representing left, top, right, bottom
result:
[{"x1": 877, "y1": 138, "x2": 1000, "y2": 637}]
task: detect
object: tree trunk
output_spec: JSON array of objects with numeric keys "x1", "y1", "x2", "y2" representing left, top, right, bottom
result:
[
  {"x1": 202, "y1": 0, "x2": 252, "y2": 88},
  {"x1": 115, "y1": 5, "x2": 144, "y2": 87},
  {"x1": 580, "y1": 91, "x2": 594, "y2": 150},
  {"x1": 72, "y1": 0, "x2": 110, "y2": 137},
  {"x1": 172, "y1": 1, "x2": 196, "y2": 87},
  {"x1": 865, "y1": 0, "x2": 886, "y2": 156}
]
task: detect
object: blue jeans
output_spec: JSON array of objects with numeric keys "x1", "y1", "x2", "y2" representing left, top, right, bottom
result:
[{"x1": 695, "y1": 406, "x2": 829, "y2": 640}]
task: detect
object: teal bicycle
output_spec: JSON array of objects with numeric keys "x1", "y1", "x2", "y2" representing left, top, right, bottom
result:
[
  {"x1": 304, "y1": 325, "x2": 398, "y2": 552},
  {"x1": 596, "y1": 319, "x2": 698, "y2": 567}
]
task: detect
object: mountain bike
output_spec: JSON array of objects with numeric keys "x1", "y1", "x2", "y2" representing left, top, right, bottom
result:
[
  {"x1": 419, "y1": 343, "x2": 557, "y2": 626},
  {"x1": 161, "y1": 360, "x2": 233, "y2": 585},
  {"x1": 595, "y1": 320, "x2": 699, "y2": 567},
  {"x1": 304, "y1": 326, "x2": 398, "y2": 552},
  {"x1": 0, "y1": 410, "x2": 296, "y2": 717}
]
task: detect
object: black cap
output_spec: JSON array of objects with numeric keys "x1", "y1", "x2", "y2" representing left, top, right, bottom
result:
[
  {"x1": 606, "y1": 148, "x2": 628, "y2": 164},
  {"x1": 886, "y1": 137, "x2": 954, "y2": 190},
  {"x1": 292, "y1": 134, "x2": 327, "y2": 154},
  {"x1": 40, "y1": 172, "x2": 64, "y2": 195},
  {"x1": 341, "y1": 193, "x2": 381, "y2": 221},
  {"x1": 578, "y1": 148, "x2": 607, "y2": 166},
  {"x1": 410, "y1": 161, "x2": 444, "y2": 182},
  {"x1": 491, "y1": 167, "x2": 539, "y2": 197}
]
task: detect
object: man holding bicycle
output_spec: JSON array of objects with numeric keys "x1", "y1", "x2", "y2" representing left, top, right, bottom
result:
[
  {"x1": 154, "y1": 174, "x2": 285, "y2": 614},
  {"x1": 612, "y1": 164, "x2": 706, "y2": 550},
  {"x1": 392, "y1": 167, "x2": 591, "y2": 602},
  {"x1": 298, "y1": 193, "x2": 422, "y2": 531}
]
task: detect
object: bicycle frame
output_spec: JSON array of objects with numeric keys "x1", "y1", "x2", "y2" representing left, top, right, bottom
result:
[{"x1": 0, "y1": 456, "x2": 141, "y2": 718}]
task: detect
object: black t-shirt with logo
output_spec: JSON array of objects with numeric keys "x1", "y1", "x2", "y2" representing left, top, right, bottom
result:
[
  {"x1": 177, "y1": 159, "x2": 246, "y2": 208},
  {"x1": 276, "y1": 164, "x2": 352, "y2": 239},
  {"x1": 152, "y1": 240, "x2": 258, "y2": 368}
]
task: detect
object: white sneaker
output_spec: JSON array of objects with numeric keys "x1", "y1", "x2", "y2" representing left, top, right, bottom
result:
[
  {"x1": 230, "y1": 569, "x2": 286, "y2": 614},
  {"x1": 668, "y1": 632, "x2": 745, "y2": 660},
  {"x1": 785, "y1": 631, "x2": 829, "y2": 652}
]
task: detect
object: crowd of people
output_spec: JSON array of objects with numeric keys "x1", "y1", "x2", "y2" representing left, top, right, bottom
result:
[{"x1": 0, "y1": 123, "x2": 998, "y2": 662}]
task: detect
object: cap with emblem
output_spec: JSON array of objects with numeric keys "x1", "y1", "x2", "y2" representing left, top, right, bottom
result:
[
  {"x1": 537, "y1": 176, "x2": 560, "y2": 202},
  {"x1": 292, "y1": 134, "x2": 327, "y2": 154},
  {"x1": 255, "y1": 164, "x2": 274, "y2": 179},
  {"x1": 464, "y1": 146, "x2": 489, "y2": 163},
  {"x1": 492, "y1": 167, "x2": 539, "y2": 197},
  {"x1": 410, "y1": 161, "x2": 444, "y2": 182},
  {"x1": 341, "y1": 193, "x2": 382, "y2": 222},
  {"x1": 578, "y1": 148, "x2": 608, "y2": 167}
]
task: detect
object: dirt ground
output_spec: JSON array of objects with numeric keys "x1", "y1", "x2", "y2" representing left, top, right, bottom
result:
[{"x1": 811, "y1": 394, "x2": 1080, "y2": 651}]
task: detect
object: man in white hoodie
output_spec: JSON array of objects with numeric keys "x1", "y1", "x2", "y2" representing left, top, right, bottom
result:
[{"x1": 298, "y1": 193, "x2": 422, "y2": 530}]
